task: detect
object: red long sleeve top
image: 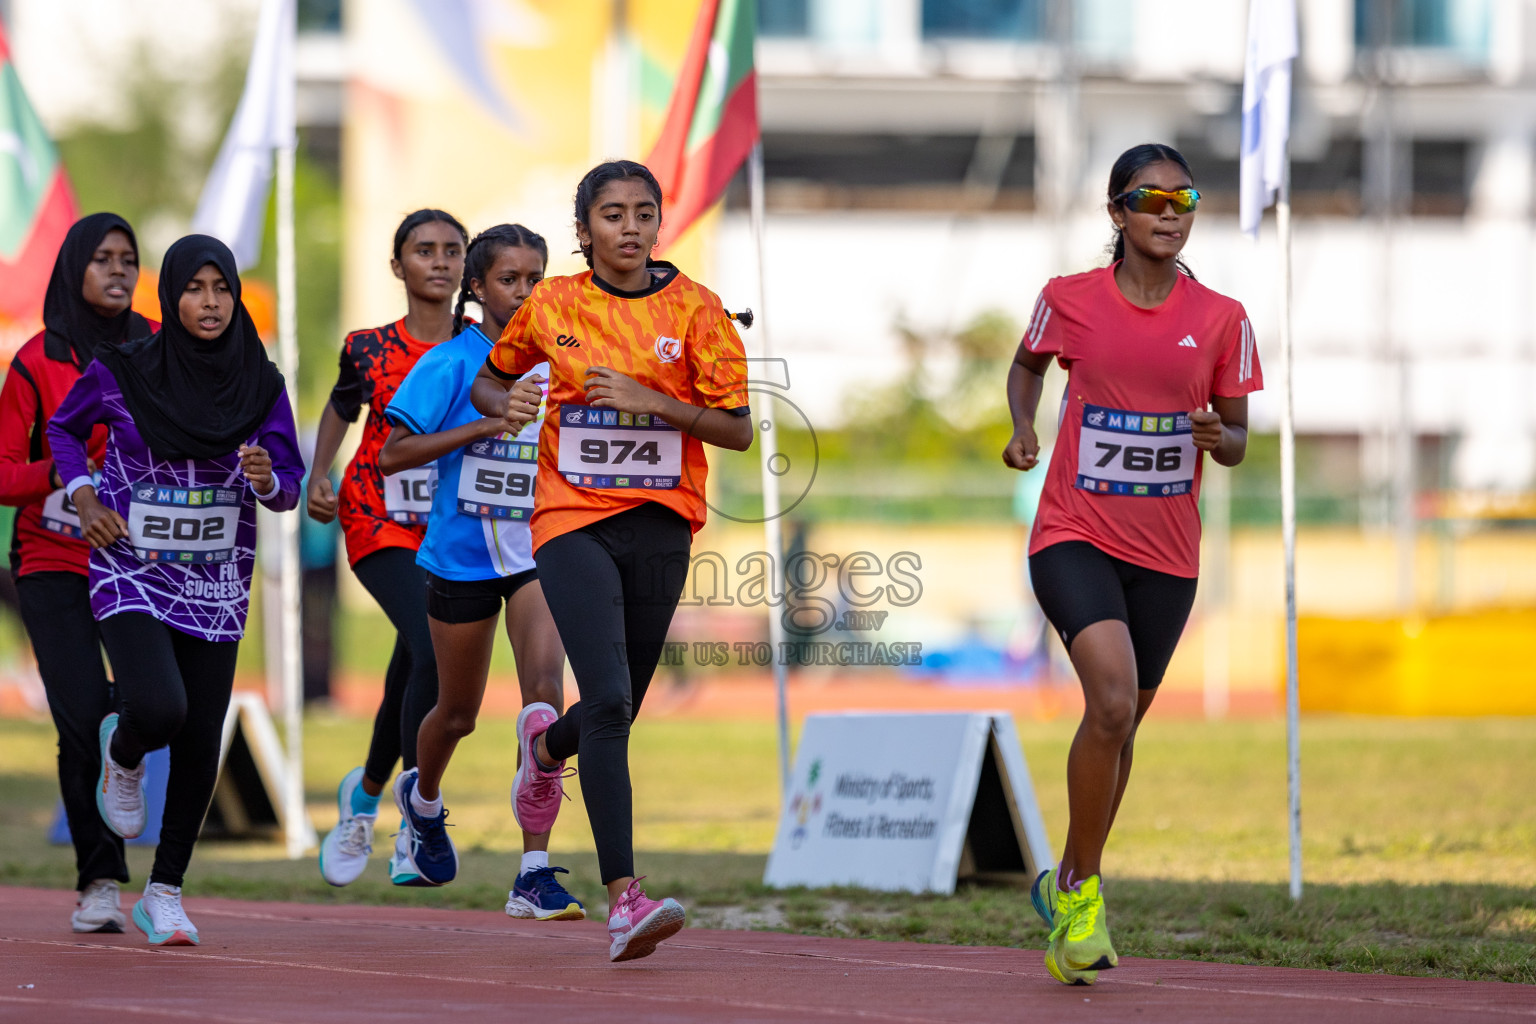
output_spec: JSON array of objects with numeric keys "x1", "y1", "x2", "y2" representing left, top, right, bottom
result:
[{"x1": 0, "y1": 325, "x2": 155, "y2": 577}]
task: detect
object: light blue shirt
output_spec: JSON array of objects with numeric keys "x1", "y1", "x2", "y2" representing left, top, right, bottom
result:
[{"x1": 386, "y1": 324, "x2": 545, "y2": 581}]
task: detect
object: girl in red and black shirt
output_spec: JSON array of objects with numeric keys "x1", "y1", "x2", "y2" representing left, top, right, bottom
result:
[
  {"x1": 0, "y1": 213, "x2": 155, "y2": 931},
  {"x1": 307, "y1": 209, "x2": 466, "y2": 886}
]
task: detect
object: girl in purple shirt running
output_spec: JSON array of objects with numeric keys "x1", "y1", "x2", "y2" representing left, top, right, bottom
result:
[{"x1": 48, "y1": 235, "x2": 304, "y2": 947}]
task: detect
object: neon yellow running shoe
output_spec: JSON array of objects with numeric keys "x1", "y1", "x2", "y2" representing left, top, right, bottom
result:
[
  {"x1": 1044, "y1": 933, "x2": 1098, "y2": 985},
  {"x1": 1048, "y1": 874, "x2": 1118, "y2": 973}
]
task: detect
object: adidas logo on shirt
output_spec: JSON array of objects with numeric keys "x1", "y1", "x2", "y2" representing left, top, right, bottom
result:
[{"x1": 1178, "y1": 335, "x2": 1197, "y2": 348}]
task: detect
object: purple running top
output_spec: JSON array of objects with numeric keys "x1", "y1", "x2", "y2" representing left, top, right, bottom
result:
[{"x1": 47, "y1": 359, "x2": 304, "y2": 642}]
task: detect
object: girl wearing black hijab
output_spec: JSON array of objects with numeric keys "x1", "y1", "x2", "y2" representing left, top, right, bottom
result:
[
  {"x1": 48, "y1": 234, "x2": 304, "y2": 947},
  {"x1": 0, "y1": 213, "x2": 156, "y2": 934}
]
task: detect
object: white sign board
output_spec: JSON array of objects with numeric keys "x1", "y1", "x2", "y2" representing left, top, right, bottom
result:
[{"x1": 764, "y1": 712, "x2": 1052, "y2": 894}]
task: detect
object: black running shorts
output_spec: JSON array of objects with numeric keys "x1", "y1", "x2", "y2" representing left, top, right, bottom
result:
[
  {"x1": 1028, "y1": 540, "x2": 1198, "y2": 690},
  {"x1": 425, "y1": 568, "x2": 539, "y2": 624}
]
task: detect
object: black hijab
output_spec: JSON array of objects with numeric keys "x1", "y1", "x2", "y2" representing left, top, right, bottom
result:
[
  {"x1": 42, "y1": 212, "x2": 153, "y2": 370},
  {"x1": 96, "y1": 234, "x2": 286, "y2": 462}
]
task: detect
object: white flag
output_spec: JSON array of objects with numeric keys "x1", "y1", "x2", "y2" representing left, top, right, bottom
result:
[
  {"x1": 1239, "y1": 0, "x2": 1298, "y2": 238},
  {"x1": 191, "y1": 0, "x2": 295, "y2": 269}
]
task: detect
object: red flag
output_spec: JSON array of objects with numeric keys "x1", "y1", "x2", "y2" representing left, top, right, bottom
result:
[
  {"x1": 0, "y1": 21, "x2": 78, "y2": 356},
  {"x1": 645, "y1": 0, "x2": 758, "y2": 250}
]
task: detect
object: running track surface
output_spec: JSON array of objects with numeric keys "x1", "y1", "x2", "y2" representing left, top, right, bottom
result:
[{"x1": 2, "y1": 887, "x2": 1530, "y2": 1023}]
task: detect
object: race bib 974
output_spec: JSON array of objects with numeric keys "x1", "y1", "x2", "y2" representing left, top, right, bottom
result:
[
  {"x1": 127, "y1": 481, "x2": 241, "y2": 563},
  {"x1": 556, "y1": 404, "x2": 681, "y2": 490},
  {"x1": 1074, "y1": 404, "x2": 1196, "y2": 497}
]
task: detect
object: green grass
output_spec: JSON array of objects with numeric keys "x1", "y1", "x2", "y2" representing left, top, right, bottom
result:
[{"x1": 2, "y1": 713, "x2": 1532, "y2": 983}]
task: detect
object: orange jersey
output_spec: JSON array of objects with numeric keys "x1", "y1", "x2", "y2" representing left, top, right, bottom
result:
[{"x1": 487, "y1": 264, "x2": 748, "y2": 552}]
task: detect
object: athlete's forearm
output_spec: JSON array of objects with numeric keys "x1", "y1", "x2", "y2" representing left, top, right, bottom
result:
[
  {"x1": 1211, "y1": 424, "x2": 1248, "y2": 467},
  {"x1": 1007, "y1": 360, "x2": 1047, "y2": 430},
  {"x1": 310, "y1": 404, "x2": 351, "y2": 479},
  {"x1": 380, "y1": 420, "x2": 499, "y2": 474},
  {"x1": 652, "y1": 394, "x2": 753, "y2": 451},
  {"x1": 471, "y1": 368, "x2": 512, "y2": 418}
]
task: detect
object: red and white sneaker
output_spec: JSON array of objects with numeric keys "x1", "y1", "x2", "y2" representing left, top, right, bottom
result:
[
  {"x1": 511, "y1": 702, "x2": 569, "y2": 834},
  {"x1": 607, "y1": 878, "x2": 685, "y2": 962}
]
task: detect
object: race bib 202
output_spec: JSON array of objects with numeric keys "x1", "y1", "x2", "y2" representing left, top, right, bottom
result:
[{"x1": 127, "y1": 481, "x2": 241, "y2": 563}]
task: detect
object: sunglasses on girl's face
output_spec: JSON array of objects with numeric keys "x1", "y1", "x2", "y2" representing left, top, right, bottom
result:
[{"x1": 1114, "y1": 187, "x2": 1201, "y2": 215}]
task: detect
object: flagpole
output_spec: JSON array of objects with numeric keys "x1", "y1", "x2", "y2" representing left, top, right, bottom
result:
[
  {"x1": 748, "y1": 140, "x2": 791, "y2": 794},
  {"x1": 1276, "y1": 142, "x2": 1301, "y2": 903},
  {"x1": 274, "y1": 0, "x2": 307, "y2": 860}
]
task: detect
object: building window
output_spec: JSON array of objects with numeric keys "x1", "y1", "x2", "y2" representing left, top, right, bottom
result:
[
  {"x1": 922, "y1": 0, "x2": 1045, "y2": 41},
  {"x1": 1353, "y1": 0, "x2": 1489, "y2": 55},
  {"x1": 1409, "y1": 139, "x2": 1470, "y2": 215},
  {"x1": 760, "y1": 0, "x2": 810, "y2": 37},
  {"x1": 298, "y1": 0, "x2": 341, "y2": 32},
  {"x1": 727, "y1": 132, "x2": 1038, "y2": 211}
]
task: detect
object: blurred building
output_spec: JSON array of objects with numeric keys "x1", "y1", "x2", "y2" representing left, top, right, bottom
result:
[
  {"x1": 11, "y1": 0, "x2": 1533, "y2": 505},
  {"x1": 709, "y1": 0, "x2": 1536, "y2": 503}
]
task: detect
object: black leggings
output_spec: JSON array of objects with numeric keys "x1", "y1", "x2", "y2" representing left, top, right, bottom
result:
[
  {"x1": 98, "y1": 612, "x2": 239, "y2": 887},
  {"x1": 16, "y1": 572, "x2": 127, "y2": 892},
  {"x1": 1029, "y1": 540, "x2": 1199, "y2": 690},
  {"x1": 538, "y1": 504, "x2": 692, "y2": 884},
  {"x1": 351, "y1": 546, "x2": 437, "y2": 786}
]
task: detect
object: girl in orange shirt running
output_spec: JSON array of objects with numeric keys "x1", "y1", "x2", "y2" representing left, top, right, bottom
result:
[{"x1": 470, "y1": 160, "x2": 752, "y2": 962}]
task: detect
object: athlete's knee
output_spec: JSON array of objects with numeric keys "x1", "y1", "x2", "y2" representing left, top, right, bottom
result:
[
  {"x1": 121, "y1": 689, "x2": 187, "y2": 751},
  {"x1": 438, "y1": 707, "x2": 478, "y2": 740},
  {"x1": 580, "y1": 684, "x2": 633, "y2": 733},
  {"x1": 1083, "y1": 691, "x2": 1137, "y2": 743},
  {"x1": 522, "y1": 670, "x2": 564, "y2": 710}
]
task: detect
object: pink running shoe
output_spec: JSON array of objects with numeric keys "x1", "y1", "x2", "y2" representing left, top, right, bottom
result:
[
  {"x1": 512, "y1": 702, "x2": 570, "y2": 834},
  {"x1": 607, "y1": 878, "x2": 685, "y2": 962}
]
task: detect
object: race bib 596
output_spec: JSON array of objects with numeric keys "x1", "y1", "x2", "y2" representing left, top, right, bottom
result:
[
  {"x1": 459, "y1": 437, "x2": 537, "y2": 520},
  {"x1": 556, "y1": 404, "x2": 681, "y2": 490},
  {"x1": 1075, "y1": 404, "x2": 1196, "y2": 497}
]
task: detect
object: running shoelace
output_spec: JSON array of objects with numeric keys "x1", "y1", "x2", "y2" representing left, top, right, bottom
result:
[
  {"x1": 1047, "y1": 890, "x2": 1081, "y2": 943},
  {"x1": 530, "y1": 765, "x2": 577, "y2": 806},
  {"x1": 523, "y1": 866, "x2": 574, "y2": 899},
  {"x1": 109, "y1": 761, "x2": 146, "y2": 812},
  {"x1": 146, "y1": 885, "x2": 192, "y2": 931},
  {"x1": 79, "y1": 881, "x2": 117, "y2": 916},
  {"x1": 619, "y1": 876, "x2": 651, "y2": 914},
  {"x1": 416, "y1": 810, "x2": 455, "y2": 862},
  {"x1": 336, "y1": 816, "x2": 374, "y2": 857}
]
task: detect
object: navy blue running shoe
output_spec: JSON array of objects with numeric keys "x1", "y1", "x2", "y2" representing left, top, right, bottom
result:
[
  {"x1": 391, "y1": 768, "x2": 458, "y2": 886},
  {"x1": 506, "y1": 866, "x2": 585, "y2": 921}
]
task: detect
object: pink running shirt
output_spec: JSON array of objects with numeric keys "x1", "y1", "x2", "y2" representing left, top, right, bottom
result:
[{"x1": 1025, "y1": 266, "x2": 1263, "y2": 578}]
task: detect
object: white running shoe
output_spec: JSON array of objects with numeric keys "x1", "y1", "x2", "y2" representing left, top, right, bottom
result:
[
  {"x1": 387, "y1": 820, "x2": 426, "y2": 886},
  {"x1": 96, "y1": 714, "x2": 146, "y2": 840},
  {"x1": 131, "y1": 881, "x2": 198, "y2": 946},
  {"x1": 72, "y1": 879, "x2": 126, "y2": 933},
  {"x1": 319, "y1": 767, "x2": 375, "y2": 886}
]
